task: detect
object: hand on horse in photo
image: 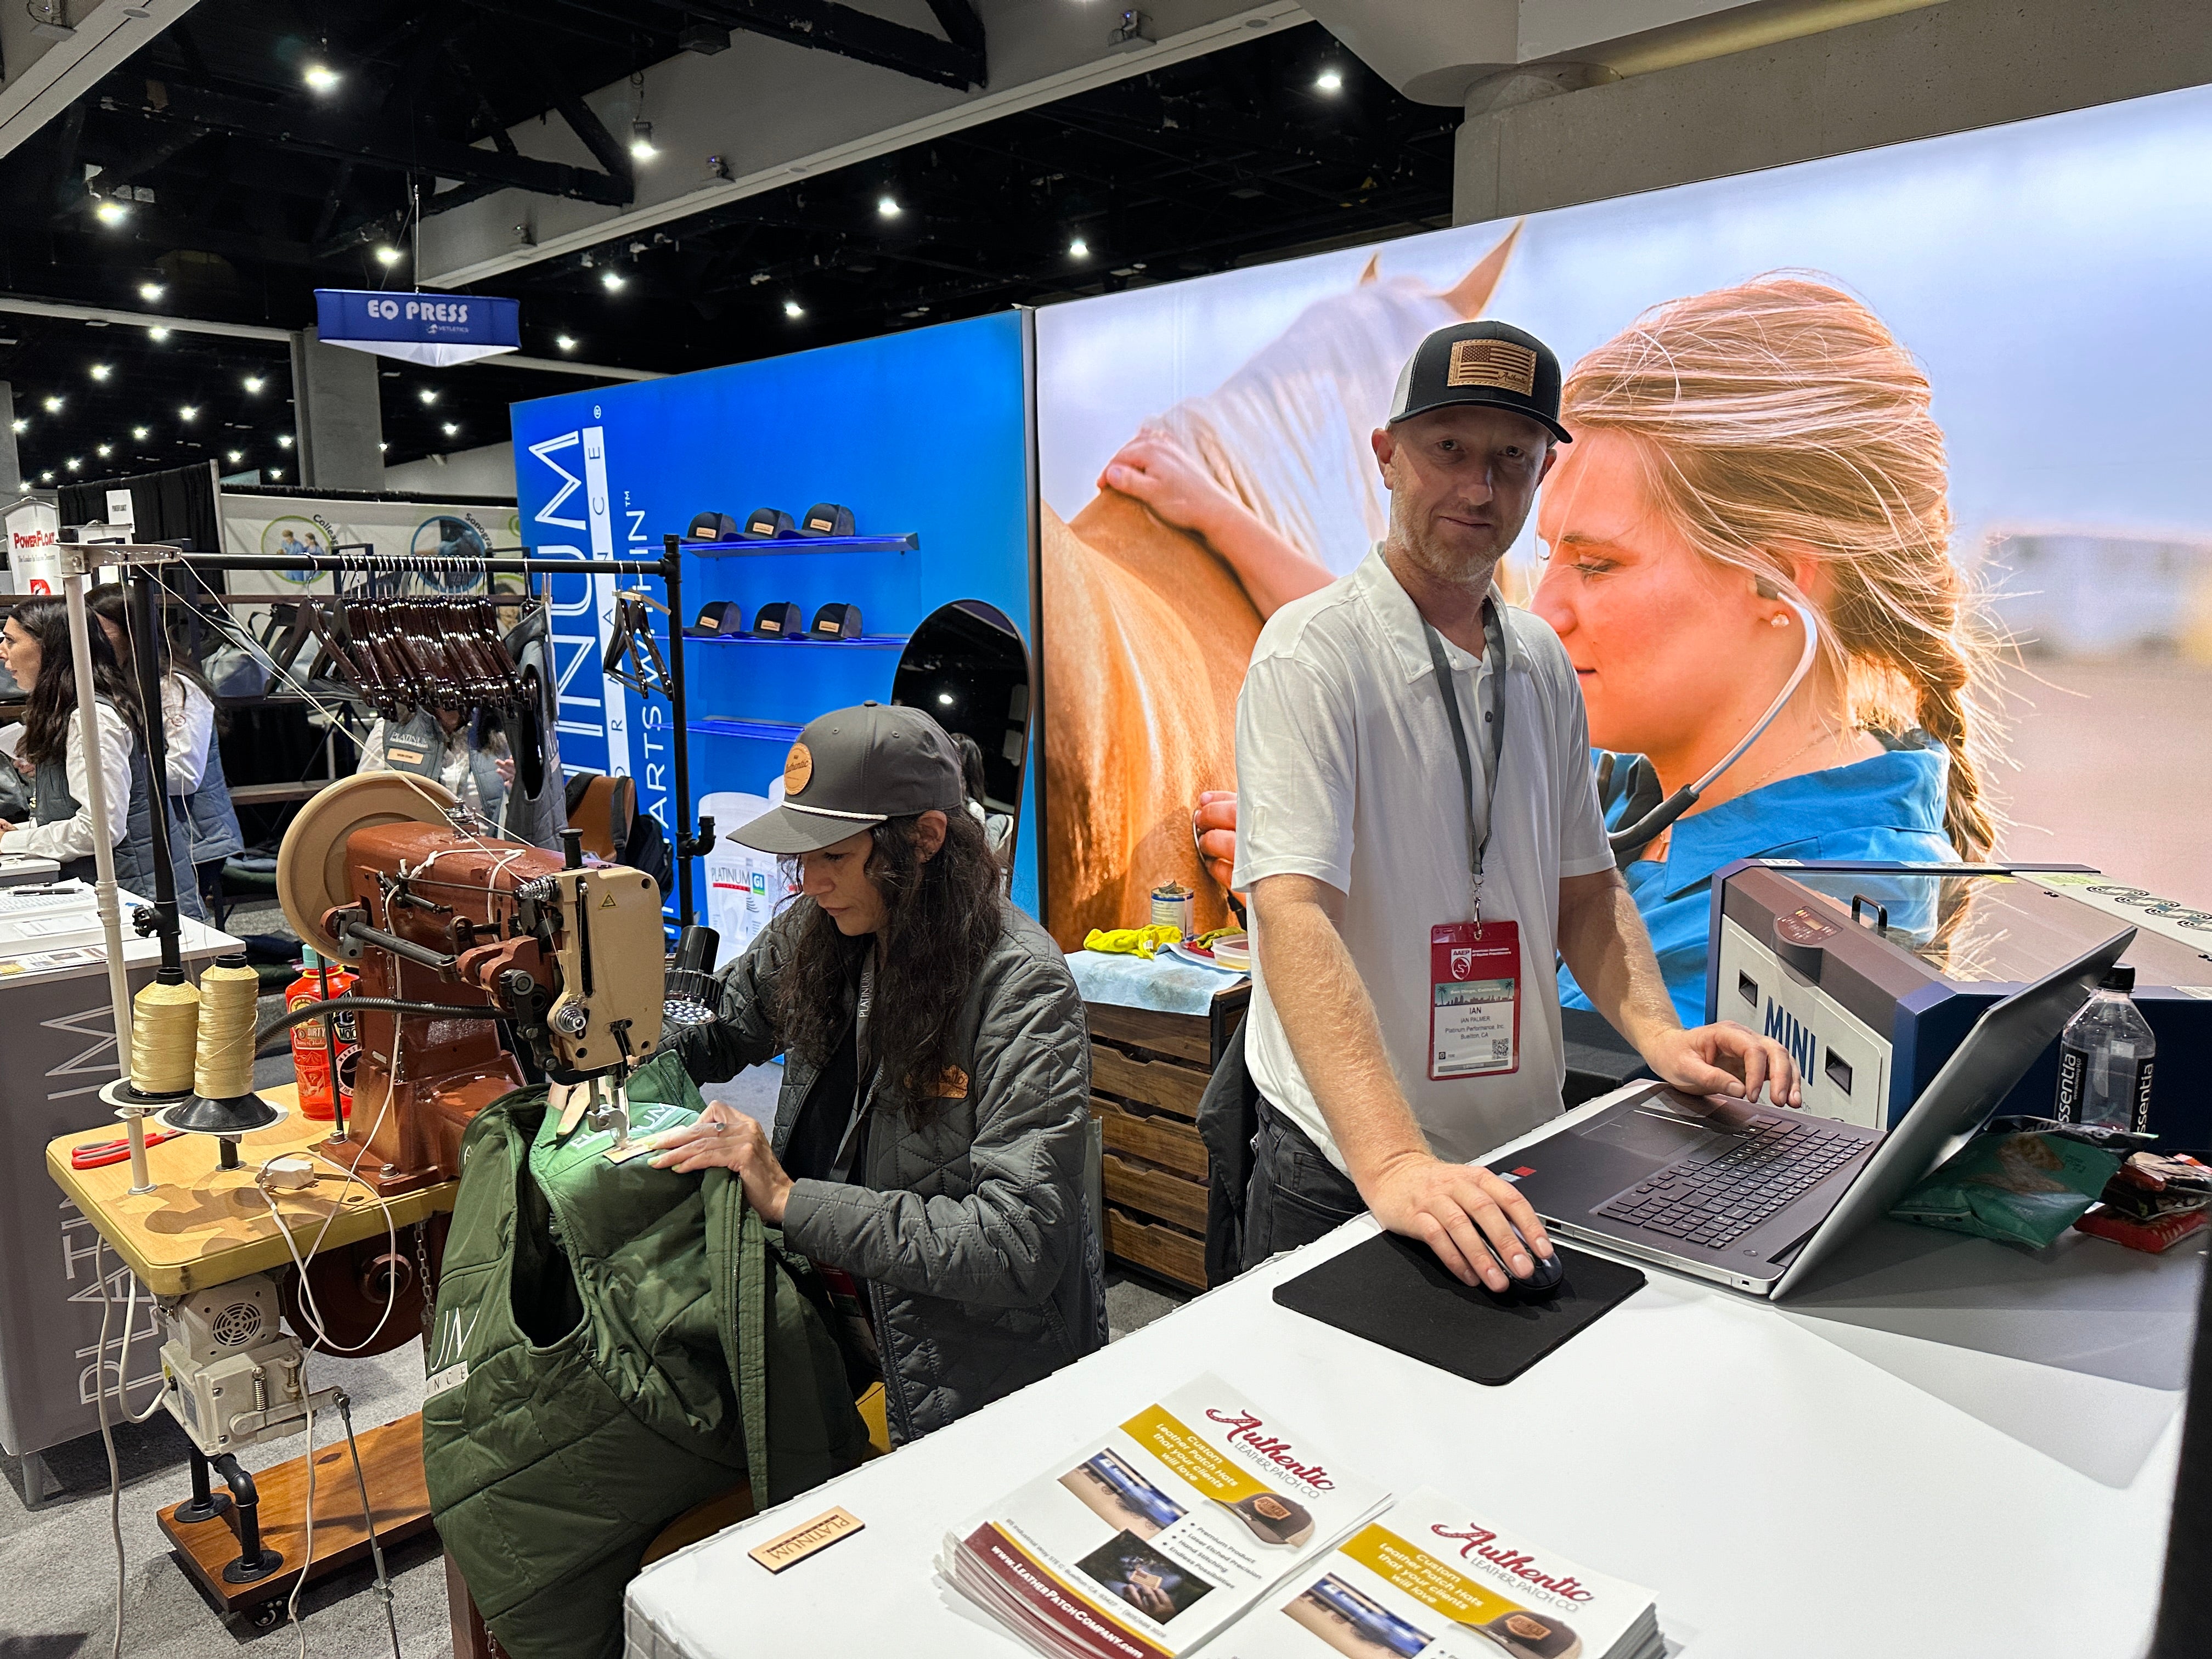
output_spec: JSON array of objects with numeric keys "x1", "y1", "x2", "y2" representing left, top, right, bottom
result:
[{"x1": 1098, "y1": 429, "x2": 1335, "y2": 622}]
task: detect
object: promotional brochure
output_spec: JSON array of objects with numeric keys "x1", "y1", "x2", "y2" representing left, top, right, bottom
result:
[
  {"x1": 1225, "y1": 1488, "x2": 1661, "y2": 1659},
  {"x1": 941, "y1": 1376, "x2": 1389, "y2": 1659},
  {"x1": 941, "y1": 1381, "x2": 1662, "y2": 1659}
]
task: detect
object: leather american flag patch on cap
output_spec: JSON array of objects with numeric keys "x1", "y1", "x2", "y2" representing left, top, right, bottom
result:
[{"x1": 1447, "y1": 338, "x2": 1538, "y2": 395}]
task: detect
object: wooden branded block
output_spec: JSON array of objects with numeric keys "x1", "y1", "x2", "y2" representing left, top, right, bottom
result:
[{"x1": 748, "y1": 1506, "x2": 865, "y2": 1573}]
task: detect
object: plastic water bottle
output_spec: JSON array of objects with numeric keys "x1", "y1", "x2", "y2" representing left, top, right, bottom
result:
[{"x1": 2055, "y1": 965, "x2": 2157, "y2": 1131}]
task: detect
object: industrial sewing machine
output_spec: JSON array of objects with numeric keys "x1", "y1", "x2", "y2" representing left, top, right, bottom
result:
[{"x1": 274, "y1": 770, "x2": 708, "y2": 1195}]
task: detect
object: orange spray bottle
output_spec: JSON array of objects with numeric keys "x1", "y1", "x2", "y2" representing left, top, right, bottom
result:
[{"x1": 286, "y1": 945, "x2": 359, "y2": 1122}]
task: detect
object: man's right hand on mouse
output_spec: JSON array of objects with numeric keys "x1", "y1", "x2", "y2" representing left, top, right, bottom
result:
[{"x1": 1361, "y1": 1149, "x2": 1553, "y2": 1293}]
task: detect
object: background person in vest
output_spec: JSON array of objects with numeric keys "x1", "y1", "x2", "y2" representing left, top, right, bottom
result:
[
  {"x1": 649, "y1": 703, "x2": 1105, "y2": 1445},
  {"x1": 88, "y1": 586, "x2": 244, "y2": 922},
  {"x1": 359, "y1": 703, "x2": 514, "y2": 820},
  {"x1": 0, "y1": 600, "x2": 208, "y2": 918}
]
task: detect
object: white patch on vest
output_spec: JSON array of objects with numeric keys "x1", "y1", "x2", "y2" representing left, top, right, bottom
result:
[{"x1": 424, "y1": 1359, "x2": 470, "y2": 1398}]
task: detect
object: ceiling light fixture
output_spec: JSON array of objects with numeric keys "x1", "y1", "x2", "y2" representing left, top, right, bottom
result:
[
  {"x1": 629, "y1": 120, "x2": 657, "y2": 161},
  {"x1": 877, "y1": 195, "x2": 901, "y2": 218},
  {"x1": 178, "y1": 405, "x2": 197, "y2": 421},
  {"x1": 89, "y1": 364, "x2": 111, "y2": 381},
  {"x1": 419, "y1": 388, "x2": 438, "y2": 405},
  {"x1": 555, "y1": 335, "x2": 577, "y2": 352},
  {"x1": 379, "y1": 442, "x2": 388, "y2": 452},
  {"x1": 42, "y1": 396, "x2": 61, "y2": 413},
  {"x1": 97, "y1": 443, "x2": 112, "y2": 458},
  {"x1": 277, "y1": 433, "x2": 294, "y2": 449},
  {"x1": 244, "y1": 375, "x2": 265, "y2": 392},
  {"x1": 132, "y1": 425, "x2": 149, "y2": 441},
  {"x1": 138, "y1": 281, "x2": 163, "y2": 302},
  {"x1": 39, "y1": 471, "x2": 52, "y2": 483},
  {"x1": 1069, "y1": 236, "x2": 1090, "y2": 258},
  {"x1": 148, "y1": 326, "x2": 168, "y2": 341},
  {"x1": 1316, "y1": 68, "x2": 1344, "y2": 93},
  {"x1": 95, "y1": 200, "x2": 128, "y2": 226},
  {"x1": 268, "y1": 468, "x2": 283, "y2": 481},
  {"x1": 227, "y1": 449, "x2": 242, "y2": 464},
  {"x1": 442, "y1": 422, "x2": 459, "y2": 437},
  {"x1": 783, "y1": 299, "x2": 804, "y2": 318},
  {"x1": 9, "y1": 419, "x2": 23, "y2": 435},
  {"x1": 601, "y1": 270, "x2": 625, "y2": 291},
  {"x1": 303, "y1": 65, "x2": 340, "y2": 93},
  {"x1": 374, "y1": 246, "x2": 400, "y2": 266},
  {"x1": 65, "y1": 458, "x2": 81, "y2": 472}
]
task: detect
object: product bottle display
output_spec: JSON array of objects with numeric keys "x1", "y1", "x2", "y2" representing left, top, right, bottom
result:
[
  {"x1": 2055, "y1": 964, "x2": 2156, "y2": 1131},
  {"x1": 285, "y1": 945, "x2": 360, "y2": 1122}
]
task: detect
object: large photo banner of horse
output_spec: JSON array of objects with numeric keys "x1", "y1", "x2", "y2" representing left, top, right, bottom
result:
[{"x1": 1033, "y1": 82, "x2": 2212, "y2": 961}]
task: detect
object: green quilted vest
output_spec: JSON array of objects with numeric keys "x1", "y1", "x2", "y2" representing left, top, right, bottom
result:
[{"x1": 421, "y1": 1053, "x2": 868, "y2": 1659}]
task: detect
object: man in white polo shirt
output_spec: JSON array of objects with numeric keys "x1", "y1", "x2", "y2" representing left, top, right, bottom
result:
[{"x1": 1234, "y1": 319, "x2": 1800, "y2": 1291}]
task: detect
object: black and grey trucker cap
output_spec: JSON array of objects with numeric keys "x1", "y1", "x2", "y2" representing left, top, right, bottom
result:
[
  {"x1": 730, "y1": 702, "x2": 964, "y2": 855},
  {"x1": 1386, "y1": 319, "x2": 1571, "y2": 444}
]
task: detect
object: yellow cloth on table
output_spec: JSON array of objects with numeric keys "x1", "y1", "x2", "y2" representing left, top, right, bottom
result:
[{"x1": 1084, "y1": 924, "x2": 1182, "y2": 960}]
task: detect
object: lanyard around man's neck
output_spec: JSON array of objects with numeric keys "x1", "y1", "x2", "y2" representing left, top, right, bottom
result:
[{"x1": 1420, "y1": 596, "x2": 1509, "y2": 928}]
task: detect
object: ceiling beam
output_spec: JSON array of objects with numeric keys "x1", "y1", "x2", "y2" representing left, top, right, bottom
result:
[
  {"x1": 688, "y1": 0, "x2": 986, "y2": 90},
  {"x1": 121, "y1": 82, "x2": 636, "y2": 206},
  {"x1": 0, "y1": 0, "x2": 202, "y2": 161}
]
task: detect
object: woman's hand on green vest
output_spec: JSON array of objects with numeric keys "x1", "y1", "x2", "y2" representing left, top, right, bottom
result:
[{"x1": 647, "y1": 1102, "x2": 794, "y2": 1223}]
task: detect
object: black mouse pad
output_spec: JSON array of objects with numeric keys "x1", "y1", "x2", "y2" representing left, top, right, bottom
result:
[{"x1": 1272, "y1": 1233, "x2": 1646, "y2": 1386}]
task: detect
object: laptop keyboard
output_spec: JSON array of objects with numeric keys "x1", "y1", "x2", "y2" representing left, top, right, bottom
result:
[{"x1": 1593, "y1": 1116, "x2": 1867, "y2": 1251}]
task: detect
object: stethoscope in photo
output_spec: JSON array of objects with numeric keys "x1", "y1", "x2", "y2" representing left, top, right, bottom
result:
[{"x1": 1601, "y1": 585, "x2": 1822, "y2": 865}]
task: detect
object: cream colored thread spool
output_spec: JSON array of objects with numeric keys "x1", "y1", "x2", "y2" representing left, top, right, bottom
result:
[
  {"x1": 193, "y1": 960, "x2": 262, "y2": 1102},
  {"x1": 128, "y1": 977, "x2": 201, "y2": 1097}
]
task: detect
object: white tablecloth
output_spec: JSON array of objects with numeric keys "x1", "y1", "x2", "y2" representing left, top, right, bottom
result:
[{"x1": 626, "y1": 1096, "x2": 2197, "y2": 1658}]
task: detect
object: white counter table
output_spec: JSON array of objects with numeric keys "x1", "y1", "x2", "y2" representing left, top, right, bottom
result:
[{"x1": 626, "y1": 1093, "x2": 2199, "y2": 1658}]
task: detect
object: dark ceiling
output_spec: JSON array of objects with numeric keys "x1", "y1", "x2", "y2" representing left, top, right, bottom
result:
[{"x1": 0, "y1": 3, "x2": 1456, "y2": 482}]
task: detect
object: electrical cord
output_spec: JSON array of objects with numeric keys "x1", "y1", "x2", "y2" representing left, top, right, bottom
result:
[
  {"x1": 92, "y1": 1238, "x2": 127, "y2": 1659},
  {"x1": 255, "y1": 995, "x2": 506, "y2": 1050}
]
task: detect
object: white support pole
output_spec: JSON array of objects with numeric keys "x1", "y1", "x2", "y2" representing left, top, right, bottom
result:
[{"x1": 61, "y1": 563, "x2": 139, "y2": 1178}]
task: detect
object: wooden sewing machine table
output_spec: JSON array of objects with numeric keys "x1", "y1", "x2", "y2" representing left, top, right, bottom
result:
[{"x1": 46, "y1": 1085, "x2": 455, "y2": 1624}]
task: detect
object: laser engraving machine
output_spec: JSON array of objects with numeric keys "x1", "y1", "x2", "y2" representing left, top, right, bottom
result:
[{"x1": 1708, "y1": 861, "x2": 2212, "y2": 1146}]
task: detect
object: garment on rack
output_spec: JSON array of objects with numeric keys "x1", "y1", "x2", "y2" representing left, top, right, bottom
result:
[
  {"x1": 422, "y1": 1052, "x2": 868, "y2": 1659},
  {"x1": 157, "y1": 676, "x2": 243, "y2": 868}
]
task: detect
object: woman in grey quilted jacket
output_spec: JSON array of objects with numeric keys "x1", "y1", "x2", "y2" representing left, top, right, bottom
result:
[{"x1": 653, "y1": 703, "x2": 1107, "y2": 1444}]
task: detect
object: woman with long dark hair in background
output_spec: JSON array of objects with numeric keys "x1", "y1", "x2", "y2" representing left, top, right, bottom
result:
[
  {"x1": 652, "y1": 703, "x2": 1103, "y2": 1446},
  {"x1": 88, "y1": 586, "x2": 243, "y2": 922},
  {"x1": 0, "y1": 599, "x2": 208, "y2": 918}
]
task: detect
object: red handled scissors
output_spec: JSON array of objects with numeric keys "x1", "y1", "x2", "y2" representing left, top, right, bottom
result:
[{"x1": 72, "y1": 1127, "x2": 184, "y2": 1170}]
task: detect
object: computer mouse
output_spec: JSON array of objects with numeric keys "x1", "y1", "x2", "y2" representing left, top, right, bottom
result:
[{"x1": 1480, "y1": 1226, "x2": 1565, "y2": 1299}]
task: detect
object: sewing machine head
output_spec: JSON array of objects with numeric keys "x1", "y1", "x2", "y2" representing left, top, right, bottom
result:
[{"x1": 278, "y1": 773, "x2": 689, "y2": 1194}]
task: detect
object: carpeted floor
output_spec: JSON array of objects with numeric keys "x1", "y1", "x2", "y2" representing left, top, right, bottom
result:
[{"x1": 1, "y1": 899, "x2": 1190, "y2": 1658}]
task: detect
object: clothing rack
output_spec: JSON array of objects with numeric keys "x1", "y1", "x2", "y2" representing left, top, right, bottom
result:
[{"x1": 41, "y1": 536, "x2": 706, "y2": 1150}]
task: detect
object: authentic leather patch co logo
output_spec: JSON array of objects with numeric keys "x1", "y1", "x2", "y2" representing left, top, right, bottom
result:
[
  {"x1": 783, "y1": 741, "x2": 814, "y2": 794},
  {"x1": 748, "y1": 1506, "x2": 864, "y2": 1572},
  {"x1": 1447, "y1": 338, "x2": 1538, "y2": 395}
]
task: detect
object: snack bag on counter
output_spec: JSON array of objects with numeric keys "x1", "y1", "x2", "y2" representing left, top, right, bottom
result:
[{"x1": 1888, "y1": 1116, "x2": 2154, "y2": 1249}]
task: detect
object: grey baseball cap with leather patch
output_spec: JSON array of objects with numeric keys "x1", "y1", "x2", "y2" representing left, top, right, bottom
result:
[
  {"x1": 1386, "y1": 318, "x2": 1571, "y2": 444},
  {"x1": 729, "y1": 701, "x2": 966, "y2": 855}
]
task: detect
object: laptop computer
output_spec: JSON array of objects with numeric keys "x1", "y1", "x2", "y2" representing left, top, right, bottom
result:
[{"x1": 1492, "y1": 927, "x2": 2136, "y2": 1299}]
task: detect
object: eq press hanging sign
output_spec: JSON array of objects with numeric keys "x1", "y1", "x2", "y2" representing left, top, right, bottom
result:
[{"x1": 314, "y1": 289, "x2": 521, "y2": 368}]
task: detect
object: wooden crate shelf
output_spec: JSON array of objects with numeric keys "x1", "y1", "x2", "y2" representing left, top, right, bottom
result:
[{"x1": 1081, "y1": 981, "x2": 1247, "y2": 1293}]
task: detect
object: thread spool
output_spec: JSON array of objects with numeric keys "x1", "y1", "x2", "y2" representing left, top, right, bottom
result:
[
  {"x1": 193, "y1": 958, "x2": 261, "y2": 1102},
  {"x1": 128, "y1": 976, "x2": 201, "y2": 1098}
]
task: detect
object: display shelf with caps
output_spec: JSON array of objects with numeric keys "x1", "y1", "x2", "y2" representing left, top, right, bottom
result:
[
  {"x1": 1085, "y1": 985, "x2": 1249, "y2": 1293},
  {"x1": 684, "y1": 533, "x2": 918, "y2": 558}
]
